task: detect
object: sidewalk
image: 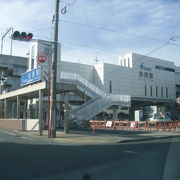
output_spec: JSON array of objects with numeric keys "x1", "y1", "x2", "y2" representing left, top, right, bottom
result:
[{"x1": 17, "y1": 128, "x2": 180, "y2": 145}]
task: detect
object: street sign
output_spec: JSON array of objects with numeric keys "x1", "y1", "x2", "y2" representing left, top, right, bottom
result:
[
  {"x1": 21, "y1": 67, "x2": 41, "y2": 87},
  {"x1": 37, "y1": 52, "x2": 49, "y2": 64},
  {"x1": 106, "y1": 121, "x2": 113, "y2": 127}
]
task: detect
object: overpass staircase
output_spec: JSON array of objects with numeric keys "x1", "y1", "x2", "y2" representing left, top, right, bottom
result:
[{"x1": 60, "y1": 72, "x2": 131, "y2": 124}]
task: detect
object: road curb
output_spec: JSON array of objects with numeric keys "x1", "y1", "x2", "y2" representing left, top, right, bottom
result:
[{"x1": 118, "y1": 135, "x2": 180, "y2": 143}]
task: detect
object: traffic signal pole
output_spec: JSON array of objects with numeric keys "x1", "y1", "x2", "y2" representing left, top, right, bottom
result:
[
  {"x1": 49, "y1": 0, "x2": 59, "y2": 138},
  {"x1": 1, "y1": 27, "x2": 12, "y2": 54}
]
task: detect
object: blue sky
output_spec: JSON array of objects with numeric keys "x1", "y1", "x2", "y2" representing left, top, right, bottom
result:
[{"x1": 0, "y1": 0, "x2": 180, "y2": 66}]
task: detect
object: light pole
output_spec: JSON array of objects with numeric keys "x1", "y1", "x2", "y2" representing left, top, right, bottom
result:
[
  {"x1": 1, "y1": 27, "x2": 12, "y2": 55},
  {"x1": 49, "y1": 0, "x2": 60, "y2": 138}
]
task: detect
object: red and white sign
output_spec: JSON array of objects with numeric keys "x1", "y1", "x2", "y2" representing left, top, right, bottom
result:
[
  {"x1": 106, "y1": 121, "x2": 113, "y2": 127},
  {"x1": 37, "y1": 52, "x2": 49, "y2": 64}
]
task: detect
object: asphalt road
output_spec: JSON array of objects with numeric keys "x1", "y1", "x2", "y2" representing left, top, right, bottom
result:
[{"x1": 0, "y1": 129, "x2": 180, "y2": 180}]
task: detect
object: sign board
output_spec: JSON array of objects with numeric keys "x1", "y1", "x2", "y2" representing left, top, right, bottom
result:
[
  {"x1": 106, "y1": 121, "x2": 113, "y2": 127},
  {"x1": 37, "y1": 52, "x2": 49, "y2": 64},
  {"x1": 130, "y1": 122, "x2": 135, "y2": 128},
  {"x1": 21, "y1": 67, "x2": 41, "y2": 87}
]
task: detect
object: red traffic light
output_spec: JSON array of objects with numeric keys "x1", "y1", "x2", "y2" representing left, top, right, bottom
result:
[
  {"x1": 26, "y1": 33, "x2": 33, "y2": 40},
  {"x1": 12, "y1": 31, "x2": 33, "y2": 41}
]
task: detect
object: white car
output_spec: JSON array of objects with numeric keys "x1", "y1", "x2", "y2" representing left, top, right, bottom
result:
[{"x1": 149, "y1": 113, "x2": 171, "y2": 122}]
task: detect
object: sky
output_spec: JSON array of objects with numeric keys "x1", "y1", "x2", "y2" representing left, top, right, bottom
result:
[{"x1": 0, "y1": 0, "x2": 180, "y2": 66}]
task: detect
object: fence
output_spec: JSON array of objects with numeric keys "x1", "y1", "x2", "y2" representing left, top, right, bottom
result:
[{"x1": 88, "y1": 120, "x2": 180, "y2": 131}]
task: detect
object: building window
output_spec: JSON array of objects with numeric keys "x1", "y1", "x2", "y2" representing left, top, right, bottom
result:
[
  {"x1": 161, "y1": 87, "x2": 163, "y2": 98},
  {"x1": 156, "y1": 86, "x2": 158, "y2": 97},
  {"x1": 155, "y1": 65, "x2": 175, "y2": 72},
  {"x1": 128, "y1": 58, "x2": 130, "y2": 67},
  {"x1": 120, "y1": 59, "x2": 122, "y2": 66},
  {"x1": 150, "y1": 86, "x2": 153, "y2": 97},
  {"x1": 149, "y1": 73, "x2": 153, "y2": 78},
  {"x1": 144, "y1": 72, "x2": 148, "y2": 78},
  {"x1": 139, "y1": 71, "x2": 143, "y2": 77},
  {"x1": 109, "y1": 80, "x2": 112, "y2": 93},
  {"x1": 145, "y1": 85, "x2": 147, "y2": 96},
  {"x1": 124, "y1": 59, "x2": 126, "y2": 67},
  {"x1": 166, "y1": 87, "x2": 168, "y2": 98}
]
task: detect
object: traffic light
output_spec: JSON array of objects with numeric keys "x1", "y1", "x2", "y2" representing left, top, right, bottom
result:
[{"x1": 12, "y1": 31, "x2": 33, "y2": 41}]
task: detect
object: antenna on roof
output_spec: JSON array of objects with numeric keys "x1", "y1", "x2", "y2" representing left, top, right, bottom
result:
[{"x1": 94, "y1": 51, "x2": 99, "y2": 64}]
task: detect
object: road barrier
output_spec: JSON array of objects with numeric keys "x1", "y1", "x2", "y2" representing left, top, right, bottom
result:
[{"x1": 89, "y1": 120, "x2": 180, "y2": 131}]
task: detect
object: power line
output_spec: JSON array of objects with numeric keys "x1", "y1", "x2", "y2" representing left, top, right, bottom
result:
[
  {"x1": 60, "y1": 0, "x2": 104, "y2": 16},
  {"x1": 32, "y1": 34, "x2": 180, "y2": 62},
  {"x1": 59, "y1": 19, "x2": 180, "y2": 47},
  {"x1": 20, "y1": 23, "x2": 180, "y2": 49},
  {"x1": 145, "y1": 42, "x2": 169, "y2": 57},
  {"x1": 60, "y1": 0, "x2": 77, "y2": 14},
  {"x1": 59, "y1": 1, "x2": 180, "y2": 45},
  {"x1": 19, "y1": 23, "x2": 180, "y2": 49},
  {"x1": 60, "y1": 0, "x2": 77, "y2": 6},
  {"x1": 60, "y1": 40, "x2": 121, "y2": 63},
  {"x1": 30, "y1": 27, "x2": 53, "y2": 32}
]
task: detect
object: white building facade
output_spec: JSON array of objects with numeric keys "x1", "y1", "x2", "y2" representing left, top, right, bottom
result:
[
  {"x1": 27, "y1": 41, "x2": 179, "y2": 120},
  {"x1": 1, "y1": 40, "x2": 179, "y2": 122},
  {"x1": 93, "y1": 53, "x2": 179, "y2": 119}
]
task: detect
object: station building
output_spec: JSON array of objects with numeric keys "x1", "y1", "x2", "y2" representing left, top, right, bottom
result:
[{"x1": 0, "y1": 40, "x2": 179, "y2": 130}]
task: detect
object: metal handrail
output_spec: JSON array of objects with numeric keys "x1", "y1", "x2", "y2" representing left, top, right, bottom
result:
[
  {"x1": 60, "y1": 72, "x2": 106, "y2": 97},
  {"x1": 59, "y1": 72, "x2": 131, "y2": 122},
  {"x1": 71, "y1": 97, "x2": 101, "y2": 114}
]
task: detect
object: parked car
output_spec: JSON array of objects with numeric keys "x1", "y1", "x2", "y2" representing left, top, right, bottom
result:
[{"x1": 149, "y1": 113, "x2": 171, "y2": 121}]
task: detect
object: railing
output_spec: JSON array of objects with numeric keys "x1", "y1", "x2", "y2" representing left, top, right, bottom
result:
[
  {"x1": 71, "y1": 97, "x2": 101, "y2": 114},
  {"x1": 60, "y1": 72, "x2": 106, "y2": 97},
  {"x1": 59, "y1": 72, "x2": 131, "y2": 122},
  {"x1": 76, "y1": 95, "x2": 131, "y2": 122},
  {"x1": 109, "y1": 94, "x2": 131, "y2": 102},
  {"x1": 77, "y1": 96, "x2": 110, "y2": 121}
]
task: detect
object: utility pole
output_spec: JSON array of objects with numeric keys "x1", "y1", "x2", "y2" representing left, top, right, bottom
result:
[{"x1": 49, "y1": 0, "x2": 59, "y2": 138}]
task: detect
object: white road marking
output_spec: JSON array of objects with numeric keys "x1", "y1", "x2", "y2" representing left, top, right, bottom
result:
[
  {"x1": 21, "y1": 136, "x2": 33, "y2": 141},
  {"x1": 1, "y1": 131, "x2": 16, "y2": 136},
  {"x1": 123, "y1": 150, "x2": 139, "y2": 154}
]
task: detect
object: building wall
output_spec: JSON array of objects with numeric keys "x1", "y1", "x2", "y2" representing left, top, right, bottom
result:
[
  {"x1": 101, "y1": 53, "x2": 176, "y2": 101},
  {"x1": 94, "y1": 63, "x2": 104, "y2": 89},
  {"x1": 103, "y1": 63, "x2": 133, "y2": 95},
  {"x1": 0, "y1": 55, "x2": 27, "y2": 92},
  {"x1": 58, "y1": 61, "x2": 94, "y2": 83},
  {"x1": 175, "y1": 66, "x2": 180, "y2": 86},
  {"x1": 28, "y1": 40, "x2": 104, "y2": 89}
]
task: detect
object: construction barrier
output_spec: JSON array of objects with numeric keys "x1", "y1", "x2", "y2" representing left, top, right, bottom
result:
[{"x1": 89, "y1": 120, "x2": 180, "y2": 131}]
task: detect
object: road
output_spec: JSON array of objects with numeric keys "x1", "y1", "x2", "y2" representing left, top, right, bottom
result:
[{"x1": 0, "y1": 129, "x2": 180, "y2": 180}]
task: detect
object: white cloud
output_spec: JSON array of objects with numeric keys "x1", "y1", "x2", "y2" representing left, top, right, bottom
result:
[
  {"x1": 0, "y1": 0, "x2": 180, "y2": 66},
  {"x1": 0, "y1": 0, "x2": 52, "y2": 30}
]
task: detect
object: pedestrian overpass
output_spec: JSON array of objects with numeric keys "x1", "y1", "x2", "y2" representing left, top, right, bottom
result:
[{"x1": 0, "y1": 72, "x2": 131, "y2": 131}]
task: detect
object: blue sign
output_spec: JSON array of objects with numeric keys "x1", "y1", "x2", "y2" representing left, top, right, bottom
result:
[
  {"x1": 140, "y1": 62, "x2": 152, "y2": 71},
  {"x1": 21, "y1": 67, "x2": 41, "y2": 87}
]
